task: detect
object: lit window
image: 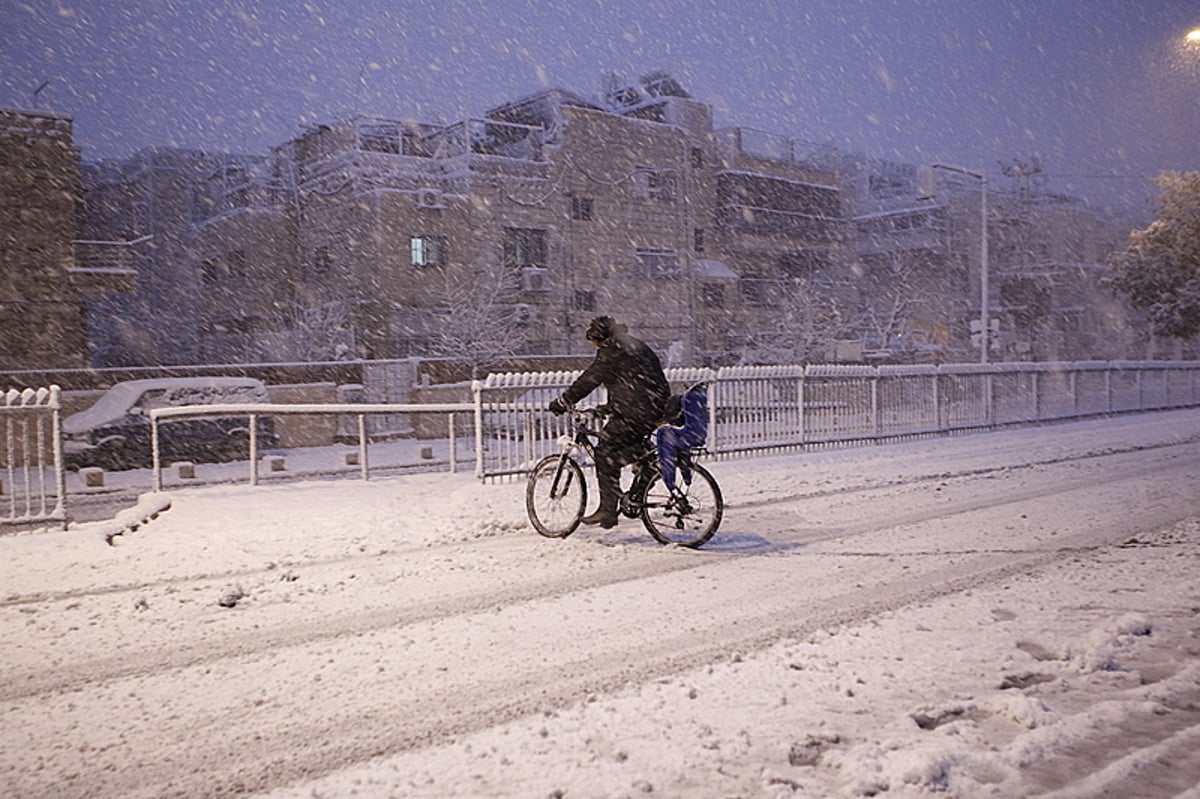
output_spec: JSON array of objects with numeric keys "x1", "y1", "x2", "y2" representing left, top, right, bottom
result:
[{"x1": 411, "y1": 235, "x2": 447, "y2": 267}]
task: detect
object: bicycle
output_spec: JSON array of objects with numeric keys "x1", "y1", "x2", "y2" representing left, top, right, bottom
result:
[{"x1": 525, "y1": 406, "x2": 724, "y2": 548}]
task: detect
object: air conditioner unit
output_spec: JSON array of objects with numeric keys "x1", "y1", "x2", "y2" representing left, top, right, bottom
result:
[
  {"x1": 515, "y1": 303, "x2": 537, "y2": 324},
  {"x1": 415, "y1": 187, "x2": 443, "y2": 209},
  {"x1": 521, "y1": 267, "x2": 549, "y2": 292}
]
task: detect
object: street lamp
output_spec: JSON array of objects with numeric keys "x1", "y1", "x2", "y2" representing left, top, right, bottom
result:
[{"x1": 917, "y1": 163, "x2": 990, "y2": 363}]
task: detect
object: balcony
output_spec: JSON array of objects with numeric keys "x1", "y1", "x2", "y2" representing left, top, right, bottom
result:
[{"x1": 68, "y1": 237, "x2": 146, "y2": 293}]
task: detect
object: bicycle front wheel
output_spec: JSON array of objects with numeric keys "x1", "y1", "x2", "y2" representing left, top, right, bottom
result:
[
  {"x1": 640, "y1": 463, "x2": 723, "y2": 548},
  {"x1": 526, "y1": 455, "x2": 587, "y2": 538}
]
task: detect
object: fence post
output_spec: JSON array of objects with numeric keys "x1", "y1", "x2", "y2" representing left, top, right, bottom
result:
[
  {"x1": 932, "y1": 371, "x2": 941, "y2": 432},
  {"x1": 50, "y1": 386, "x2": 66, "y2": 529},
  {"x1": 1031, "y1": 370, "x2": 1041, "y2": 421},
  {"x1": 472, "y1": 380, "x2": 485, "y2": 479},
  {"x1": 249, "y1": 416, "x2": 260, "y2": 487},
  {"x1": 797, "y1": 376, "x2": 806, "y2": 445},
  {"x1": 152, "y1": 415, "x2": 163, "y2": 492},
  {"x1": 985, "y1": 371, "x2": 995, "y2": 427},
  {"x1": 249, "y1": 413, "x2": 259, "y2": 482},
  {"x1": 871, "y1": 372, "x2": 881, "y2": 438},
  {"x1": 357, "y1": 414, "x2": 369, "y2": 480},
  {"x1": 709, "y1": 374, "x2": 721, "y2": 456}
]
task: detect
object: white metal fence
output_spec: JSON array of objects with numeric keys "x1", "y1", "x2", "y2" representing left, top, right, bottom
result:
[
  {"x1": 149, "y1": 401, "x2": 476, "y2": 490},
  {"x1": 8, "y1": 360, "x2": 1200, "y2": 524},
  {"x1": 1, "y1": 386, "x2": 66, "y2": 530},
  {"x1": 472, "y1": 361, "x2": 1200, "y2": 479}
]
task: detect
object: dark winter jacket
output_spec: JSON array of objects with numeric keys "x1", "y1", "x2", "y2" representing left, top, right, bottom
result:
[{"x1": 562, "y1": 331, "x2": 671, "y2": 432}]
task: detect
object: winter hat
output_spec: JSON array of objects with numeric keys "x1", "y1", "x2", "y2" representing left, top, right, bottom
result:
[{"x1": 586, "y1": 316, "x2": 617, "y2": 342}]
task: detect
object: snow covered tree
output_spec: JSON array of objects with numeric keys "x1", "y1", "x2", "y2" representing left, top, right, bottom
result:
[
  {"x1": 735, "y1": 277, "x2": 848, "y2": 364},
  {"x1": 428, "y1": 264, "x2": 526, "y2": 378},
  {"x1": 272, "y1": 301, "x2": 352, "y2": 362},
  {"x1": 1107, "y1": 171, "x2": 1200, "y2": 340}
]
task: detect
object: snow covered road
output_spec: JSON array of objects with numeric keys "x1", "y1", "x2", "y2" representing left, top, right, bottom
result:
[{"x1": 2, "y1": 410, "x2": 1199, "y2": 798}]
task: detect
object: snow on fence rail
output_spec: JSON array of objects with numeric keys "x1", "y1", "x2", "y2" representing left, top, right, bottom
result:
[
  {"x1": 1, "y1": 386, "x2": 67, "y2": 530},
  {"x1": 472, "y1": 360, "x2": 1200, "y2": 479}
]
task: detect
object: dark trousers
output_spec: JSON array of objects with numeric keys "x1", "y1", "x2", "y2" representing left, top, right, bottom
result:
[{"x1": 594, "y1": 415, "x2": 653, "y2": 512}]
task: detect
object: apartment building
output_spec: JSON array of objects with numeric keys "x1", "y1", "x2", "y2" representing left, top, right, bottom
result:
[
  {"x1": 843, "y1": 155, "x2": 1144, "y2": 362},
  {"x1": 78, "y1": 74, "x2": 1142, "y2": 369},
  {"x1": 0, "y1": 107, "x2": 133, "y2": 371},
  {"x1": 177, "y1": 74, "x2": 844, "y2": 367},
  {"x1": 81, "y1": 148, "x2": 259, "y2": 366}
]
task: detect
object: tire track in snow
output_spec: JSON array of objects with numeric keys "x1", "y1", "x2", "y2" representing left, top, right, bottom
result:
[{"x1": 5, "y1": 444, "x2": 1199, "y2": 798}]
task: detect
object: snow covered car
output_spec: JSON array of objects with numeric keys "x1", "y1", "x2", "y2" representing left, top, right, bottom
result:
[{"x1": 63, "y1": 377, "x2": 279, "y2": 470}]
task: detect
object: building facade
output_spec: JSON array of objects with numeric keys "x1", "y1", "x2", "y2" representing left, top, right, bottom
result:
[
  {"x1": 78, "y1": 75, "x2": 1149, "y2": 369},
  {"x1": 843, "y1": 155, "x2": 1146, "y2": 363},
  {"x1": 1, "y1": 107, "x2": 132, "y2": 371}
]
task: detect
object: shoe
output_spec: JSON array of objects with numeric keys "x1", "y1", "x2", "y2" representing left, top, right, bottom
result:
[{"x1": 581, "y1": 509, "x2": 618, "y2": 528}]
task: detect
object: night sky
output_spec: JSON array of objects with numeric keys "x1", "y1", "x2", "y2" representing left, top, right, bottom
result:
[{"x1": 3, "y1": 1, "x2": 1198, "y2": 210}]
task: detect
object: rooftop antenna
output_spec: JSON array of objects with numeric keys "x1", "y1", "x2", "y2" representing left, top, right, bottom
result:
[{"x1": 32, "y1": 80, "x2": 50, "y2": 109}]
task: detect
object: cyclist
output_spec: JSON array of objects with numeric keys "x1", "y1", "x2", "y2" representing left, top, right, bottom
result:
[{"x1": 549, "y1": 316, "x2": 671, "y2": 528}]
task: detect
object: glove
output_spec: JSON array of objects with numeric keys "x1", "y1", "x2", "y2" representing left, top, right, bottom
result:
[{"x1": 548, "y1": 396, "x2": 569, "y2": 415}]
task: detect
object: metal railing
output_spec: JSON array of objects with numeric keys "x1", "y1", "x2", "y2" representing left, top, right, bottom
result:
[
  {"x1": 1, "y1": 386, "x2": 66, "y2": 530},
  {"x1": 8, "y1": 360, "x2": 1197, "y2": 524},
  {"x1": 149, "y1": 401, "x2": 477, "y2": 490},
  {"x1": 472, "y1": 360, "x2": 1200, "y2": 478}
]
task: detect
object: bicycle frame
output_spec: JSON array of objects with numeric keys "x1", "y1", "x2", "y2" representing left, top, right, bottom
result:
[
  {"x1": 555, "y1": 408, "x2": 652, "y2": 510},
  {"x1": 526, "y1": 405, "x2": 723, "y2": 547}
]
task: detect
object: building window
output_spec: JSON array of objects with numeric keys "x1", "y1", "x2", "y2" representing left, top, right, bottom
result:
[
  {"x1": 693, "y1": 228, "x2": 706, "y2": 254},
  {"x1": 411, "y1": 235, "x2": 447, "y2": 267},
  {"x1": 200, "y1": 258, "x2": 221, "y2": 286},
  {"x1": 634, "y1": 167, "x2": 676, "y2": 202},
  {"x1": 740, "y1": 276, "x2": 778, "y2": 308},
  {"x1": 779, "y1": 250, "x2": 828, "y2": 278},
  {"x1": 636, "y1": 247, "x2": 680, "y2": 278},
  {"x1": 313, "y1": 245, "x2": 331, "y2": 273},
  {"x1": 228, "y1": 249, "x2": 246, "y2": 279},
  {"x1": 701, "y1": 284, "x2": 725, "y2": 309},
  {"x1": 574, "y1": 290, "x2": 595, "y2": 311},
  {"x1": 503, "y1": 227, "x2": 547, "y2": 269},
  {"x1": 571, "y1": 196, "x2": 594, "y2": 221}
]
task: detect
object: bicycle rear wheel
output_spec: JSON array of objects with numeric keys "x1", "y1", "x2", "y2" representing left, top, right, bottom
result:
[
  {"x1": 639, "y1": 462, "x2": 723, "y2": 548},
  {"x1": 526, "y1": 455, "x2": 587, "y2": 538}
]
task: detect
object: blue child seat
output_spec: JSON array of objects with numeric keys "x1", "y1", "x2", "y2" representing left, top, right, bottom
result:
[{"x1": 655, "y1": 383, "x2": 709, "y2": 492}]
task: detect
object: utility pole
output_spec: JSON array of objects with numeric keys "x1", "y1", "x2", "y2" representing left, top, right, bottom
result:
[{"x1": 917, "y1": 164, "x2": 990, "y2": 363}]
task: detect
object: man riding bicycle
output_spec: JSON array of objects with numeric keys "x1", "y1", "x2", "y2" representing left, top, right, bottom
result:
[{"x1": 549, "y1": 316, "x2": 671, "y2": 528}]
